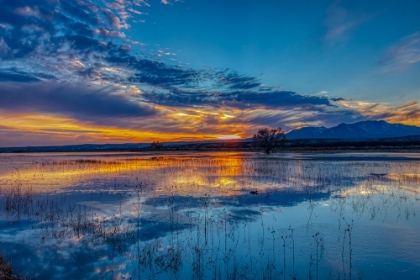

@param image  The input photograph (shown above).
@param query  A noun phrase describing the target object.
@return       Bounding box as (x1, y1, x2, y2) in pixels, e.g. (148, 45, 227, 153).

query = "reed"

(0, 153, 418, 279)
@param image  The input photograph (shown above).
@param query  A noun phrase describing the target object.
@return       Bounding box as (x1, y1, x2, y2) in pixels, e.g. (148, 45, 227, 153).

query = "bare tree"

(150, 141, 163, 150)
(252, 127, 286, 154)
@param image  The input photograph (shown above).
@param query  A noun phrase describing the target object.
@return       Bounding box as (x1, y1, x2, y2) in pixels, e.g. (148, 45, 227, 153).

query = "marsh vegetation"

(0, 152, 419, 279)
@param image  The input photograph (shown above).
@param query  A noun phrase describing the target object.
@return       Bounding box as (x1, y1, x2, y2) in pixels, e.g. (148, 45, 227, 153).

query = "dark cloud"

(77, 67, 102, 80)
(67, 21, 95, 36)
(140, 88, 333, 110)
(64, 35, 102, 52)
(0, 82, 157, 119)
(216, 70, 261, 90)
(60, 0, 100, 26)
(1, 0, 203, 90)
(0, 0, 359, 134)
(0, 0, 267, 93)
(0, 69, 56, 82)
(0, 0, 125, 59)
(0, 0, 329, 105)
(0, 0, 57, 58)
(0, 70, 41, 82)
(123, 58, 200, 86)
(231, 90, 331, 108)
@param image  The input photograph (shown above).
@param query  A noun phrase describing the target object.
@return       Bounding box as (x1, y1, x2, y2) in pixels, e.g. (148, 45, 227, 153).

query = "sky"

(0, 0, 419, 147)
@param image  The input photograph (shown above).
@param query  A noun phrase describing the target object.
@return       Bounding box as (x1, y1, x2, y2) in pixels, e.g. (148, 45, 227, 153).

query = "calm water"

(0, 152, 419, 279)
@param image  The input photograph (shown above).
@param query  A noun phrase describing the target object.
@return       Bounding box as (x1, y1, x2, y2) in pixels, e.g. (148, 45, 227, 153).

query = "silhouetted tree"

(252, 127, 286, 154)
(150, 141, 163, 150)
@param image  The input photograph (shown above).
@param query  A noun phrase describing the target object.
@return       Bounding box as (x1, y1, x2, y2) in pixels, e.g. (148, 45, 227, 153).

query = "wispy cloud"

(339, 100, 420, 126)
(382, 102, 420, 125)
(0, 70, 45, 82)
(325, 1, 354, 42)
(323, 0, 373, 45)
(1, 0, 418, 146)
(379, 32, 420, 72)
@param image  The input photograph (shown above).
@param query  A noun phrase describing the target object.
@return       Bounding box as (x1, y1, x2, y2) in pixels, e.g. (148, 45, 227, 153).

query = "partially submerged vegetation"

(0, 154, 419, 279)
(0, 254, 26, 280)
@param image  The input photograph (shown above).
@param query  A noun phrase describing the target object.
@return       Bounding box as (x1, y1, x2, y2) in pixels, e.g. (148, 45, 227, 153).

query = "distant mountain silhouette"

(286, 120, 420, 139)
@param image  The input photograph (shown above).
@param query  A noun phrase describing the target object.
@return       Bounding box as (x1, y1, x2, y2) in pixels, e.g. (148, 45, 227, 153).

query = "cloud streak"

(140, 88, 334, 110)
(339, 100, 420, 126)
(379, 32, 420, 72)
(323, 0, 377, 46)
(0, 82, 156, 120)
(0, 0, 418, 146)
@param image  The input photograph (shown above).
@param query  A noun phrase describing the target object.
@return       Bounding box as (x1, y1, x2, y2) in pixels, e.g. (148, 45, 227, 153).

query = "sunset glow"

(0, 0, 419, 147)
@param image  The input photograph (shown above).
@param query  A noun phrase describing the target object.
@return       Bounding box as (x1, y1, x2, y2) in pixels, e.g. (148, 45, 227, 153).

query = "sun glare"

(217, 135, 242, 140)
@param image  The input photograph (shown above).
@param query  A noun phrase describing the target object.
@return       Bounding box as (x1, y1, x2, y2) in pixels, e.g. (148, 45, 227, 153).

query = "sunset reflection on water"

(0, 152, 419, 280)
(0, 153, 259, 196)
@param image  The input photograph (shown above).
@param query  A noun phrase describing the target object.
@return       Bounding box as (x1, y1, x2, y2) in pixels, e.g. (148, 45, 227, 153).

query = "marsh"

(0, 152, 419, 279)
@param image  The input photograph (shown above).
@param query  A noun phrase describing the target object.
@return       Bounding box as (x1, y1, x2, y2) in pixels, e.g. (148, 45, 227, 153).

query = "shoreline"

(1, 136, 420, 154)
(1, 147, 420, 154)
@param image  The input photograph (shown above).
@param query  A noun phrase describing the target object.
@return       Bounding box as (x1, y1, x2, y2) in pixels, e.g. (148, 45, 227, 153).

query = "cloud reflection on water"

(0, 152, 419, 279)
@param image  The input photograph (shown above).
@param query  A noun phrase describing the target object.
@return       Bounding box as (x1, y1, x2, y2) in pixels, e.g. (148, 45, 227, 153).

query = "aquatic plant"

(0, 153, 419, 279)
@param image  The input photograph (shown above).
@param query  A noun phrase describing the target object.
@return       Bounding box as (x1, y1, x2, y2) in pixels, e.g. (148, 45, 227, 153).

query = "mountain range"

(286, 120, 420, 140)
(2, 120, 420, 152)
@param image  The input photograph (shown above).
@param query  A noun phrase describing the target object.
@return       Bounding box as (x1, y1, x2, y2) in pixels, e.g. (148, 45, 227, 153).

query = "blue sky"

(133, 0, 420, 100)
(0, 0, 419, 146)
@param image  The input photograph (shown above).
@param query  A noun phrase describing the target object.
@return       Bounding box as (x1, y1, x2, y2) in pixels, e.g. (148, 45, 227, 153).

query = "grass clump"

(0, 254, 26, 280)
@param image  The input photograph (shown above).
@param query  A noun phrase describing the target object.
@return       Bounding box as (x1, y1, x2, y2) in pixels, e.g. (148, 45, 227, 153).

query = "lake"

(0, 152, 419, 279)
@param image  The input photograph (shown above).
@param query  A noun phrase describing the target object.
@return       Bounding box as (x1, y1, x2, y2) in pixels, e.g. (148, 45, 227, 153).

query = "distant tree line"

(149, 129, 286, 154)
(150, 141, 163, 150)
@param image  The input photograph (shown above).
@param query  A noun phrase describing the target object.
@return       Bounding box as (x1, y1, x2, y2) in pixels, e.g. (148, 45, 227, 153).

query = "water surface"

(0, 152, 419, 279)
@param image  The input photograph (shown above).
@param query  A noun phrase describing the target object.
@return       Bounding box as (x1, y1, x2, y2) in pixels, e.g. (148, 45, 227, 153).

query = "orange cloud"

(338, 100, 420, 126)
(0, 109, 249, 147)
